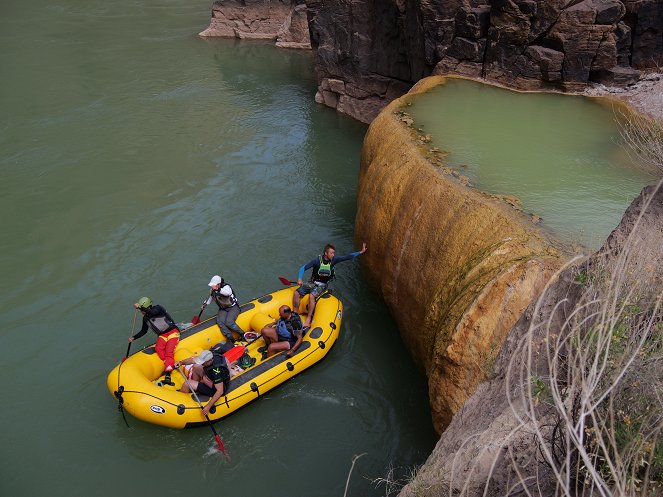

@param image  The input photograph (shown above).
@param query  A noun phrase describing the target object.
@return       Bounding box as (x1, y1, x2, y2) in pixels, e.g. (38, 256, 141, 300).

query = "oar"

(191, 302, 207, 325)
(176, 367, 228, 458)
(116, 308, 138, 428)
(122, 309, 139, 362)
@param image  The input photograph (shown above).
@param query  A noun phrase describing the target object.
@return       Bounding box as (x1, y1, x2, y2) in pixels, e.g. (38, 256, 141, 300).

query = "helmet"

(239, 352, 255, 369)
(137, 297, 152, 309)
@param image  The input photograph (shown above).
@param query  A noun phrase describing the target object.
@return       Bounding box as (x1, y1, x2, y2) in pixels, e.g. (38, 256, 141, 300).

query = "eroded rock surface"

(355, 76, 569, 433)
(199, 0, 311, 49)
(307, 0, 662, 122)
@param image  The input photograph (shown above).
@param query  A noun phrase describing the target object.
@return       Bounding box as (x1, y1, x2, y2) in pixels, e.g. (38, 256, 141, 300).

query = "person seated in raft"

(175, 350, 230, 416)
(293, 242, 367, 327)
(129, 297, 180, 386)
(259, 305, 304, 361)
(200, 275, 245, 343)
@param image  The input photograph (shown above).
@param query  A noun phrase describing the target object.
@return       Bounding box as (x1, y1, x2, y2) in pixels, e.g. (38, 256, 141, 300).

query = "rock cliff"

(355, 76, 569, 432)
(199, 0, 311, 49)
(200, 1, 661, 122)
(306, 0, 662, 122)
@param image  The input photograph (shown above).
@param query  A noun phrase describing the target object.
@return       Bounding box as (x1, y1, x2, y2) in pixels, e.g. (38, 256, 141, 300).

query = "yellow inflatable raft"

(107, 286, 343, 429)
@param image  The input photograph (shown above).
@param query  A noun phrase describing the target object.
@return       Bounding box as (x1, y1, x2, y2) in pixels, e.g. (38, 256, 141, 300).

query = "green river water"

(0, 1, 435, 496)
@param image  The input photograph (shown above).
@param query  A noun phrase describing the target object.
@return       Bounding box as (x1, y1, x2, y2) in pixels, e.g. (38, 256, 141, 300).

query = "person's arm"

(297, 258, 319, 284)
(286, 315, 304, 357)
(331, 242, 368, 265)
(202, 382, 225, 416)
(130, 317, 149, 341)
(203, 292, 213, 309)
(174, 356, 196, 368)
(286, 333, 303, 358)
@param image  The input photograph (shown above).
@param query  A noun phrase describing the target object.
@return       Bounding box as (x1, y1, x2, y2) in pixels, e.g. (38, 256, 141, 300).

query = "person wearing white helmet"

(199, 275, 245, 343)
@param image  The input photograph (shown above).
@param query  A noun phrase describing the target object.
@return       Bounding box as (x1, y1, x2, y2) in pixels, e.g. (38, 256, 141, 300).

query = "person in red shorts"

(129, 297, 180, 386)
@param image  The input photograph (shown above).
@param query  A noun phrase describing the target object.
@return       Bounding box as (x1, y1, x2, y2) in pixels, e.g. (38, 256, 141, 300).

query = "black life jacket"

(204, 353, 230, 386)
(146, 307, 178, 335)
(276, 312, 303, 341)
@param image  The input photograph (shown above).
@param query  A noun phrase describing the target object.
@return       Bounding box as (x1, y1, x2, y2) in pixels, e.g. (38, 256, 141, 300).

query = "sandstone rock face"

(398, 181, 663, 497)
(306, 0, 662, 122)
(199, 0, 311, 49)
(355, 76, 567, 432)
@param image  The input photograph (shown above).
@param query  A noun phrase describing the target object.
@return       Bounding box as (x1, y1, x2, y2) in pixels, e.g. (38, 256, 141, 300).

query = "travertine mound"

(355, 76, 568, 432)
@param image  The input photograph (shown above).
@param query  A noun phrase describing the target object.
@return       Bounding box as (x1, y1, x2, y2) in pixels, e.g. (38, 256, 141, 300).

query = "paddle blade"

(216, 435, 229, 458)
(278, 276, 292, 285)
(191, 315, 200, 325)
(224, 345, 246, 363)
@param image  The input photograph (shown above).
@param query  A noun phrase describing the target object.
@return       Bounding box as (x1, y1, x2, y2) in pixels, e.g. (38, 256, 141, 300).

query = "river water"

(0, 1, 435, 496)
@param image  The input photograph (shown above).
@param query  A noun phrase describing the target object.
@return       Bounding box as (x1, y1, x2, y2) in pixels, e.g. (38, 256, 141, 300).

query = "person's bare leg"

(292, 291, 301, 314)
(303, 296, 317, 327)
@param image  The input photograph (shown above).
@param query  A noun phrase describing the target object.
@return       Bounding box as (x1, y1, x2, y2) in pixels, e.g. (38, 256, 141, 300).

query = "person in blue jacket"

(293, 242, 367, 327)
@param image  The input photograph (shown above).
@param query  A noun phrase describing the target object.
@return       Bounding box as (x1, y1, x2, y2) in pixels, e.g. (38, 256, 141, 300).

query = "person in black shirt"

(259, 305, 304, 360)
(129, 296, 180, 385)
(176, 349, 229, 416)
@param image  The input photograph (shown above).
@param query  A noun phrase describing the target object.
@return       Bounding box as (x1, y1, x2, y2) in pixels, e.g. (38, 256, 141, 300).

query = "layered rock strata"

(306, 0, 662, 122)
(199, 0, 311, 49)
(355, 76, 568, 432)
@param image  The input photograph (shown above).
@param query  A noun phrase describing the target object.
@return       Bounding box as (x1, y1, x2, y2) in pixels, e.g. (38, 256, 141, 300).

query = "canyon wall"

(306, 0, 662, 122)
(200, 1, 661, 122)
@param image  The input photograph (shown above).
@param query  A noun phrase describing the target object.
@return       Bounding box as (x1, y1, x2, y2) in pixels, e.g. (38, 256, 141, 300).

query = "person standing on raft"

(293, 242, 367, 327)
(201, 275, 245, 343)
(129, 297, 180, 386)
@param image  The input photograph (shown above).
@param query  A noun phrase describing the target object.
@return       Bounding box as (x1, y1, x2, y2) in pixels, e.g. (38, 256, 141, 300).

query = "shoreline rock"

(582, 72, 663, 124)
(199, 0, 311, 49)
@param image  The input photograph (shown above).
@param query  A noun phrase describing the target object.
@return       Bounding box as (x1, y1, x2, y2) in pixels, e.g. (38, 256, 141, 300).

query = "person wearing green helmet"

(129, 297, 180, 386)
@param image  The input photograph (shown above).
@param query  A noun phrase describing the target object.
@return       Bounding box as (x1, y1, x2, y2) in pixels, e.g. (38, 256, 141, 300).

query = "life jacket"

(276, 312, 302, 341)
(312, 255, 333, 283)
(211, 284, 237, 309)
(146, 308, 178, 335)
(204, 352, 230, 385)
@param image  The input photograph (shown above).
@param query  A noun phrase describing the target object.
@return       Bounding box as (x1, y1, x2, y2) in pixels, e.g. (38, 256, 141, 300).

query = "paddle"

(116, 308, 139, 428)
(176, 367, 228, 458)
(191, 302, 207, 325)
(122, 309, 139, 362)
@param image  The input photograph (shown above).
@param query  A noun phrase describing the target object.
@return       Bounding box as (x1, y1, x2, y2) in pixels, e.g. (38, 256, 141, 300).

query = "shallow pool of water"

(406, 78, 658, 249)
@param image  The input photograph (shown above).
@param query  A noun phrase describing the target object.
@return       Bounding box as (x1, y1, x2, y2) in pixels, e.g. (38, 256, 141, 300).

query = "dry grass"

(506, 208, 663, 496)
